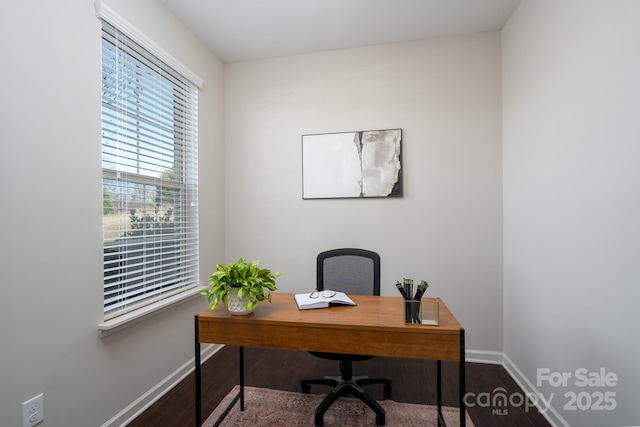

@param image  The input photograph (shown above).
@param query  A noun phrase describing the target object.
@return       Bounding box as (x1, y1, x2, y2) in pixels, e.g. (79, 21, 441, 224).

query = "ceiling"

(158, 0, 521, 63)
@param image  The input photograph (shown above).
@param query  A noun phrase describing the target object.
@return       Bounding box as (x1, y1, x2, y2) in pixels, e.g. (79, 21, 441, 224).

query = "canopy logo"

(464, 367, 618, 417)
(463, 387, 553, 416)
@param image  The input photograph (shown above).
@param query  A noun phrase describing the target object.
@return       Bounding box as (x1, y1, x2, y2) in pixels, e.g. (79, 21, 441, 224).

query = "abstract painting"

(302, 129, 403, 199)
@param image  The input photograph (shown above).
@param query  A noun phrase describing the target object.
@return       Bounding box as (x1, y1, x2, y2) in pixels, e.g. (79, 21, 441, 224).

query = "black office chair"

(301, 248, 392, 426)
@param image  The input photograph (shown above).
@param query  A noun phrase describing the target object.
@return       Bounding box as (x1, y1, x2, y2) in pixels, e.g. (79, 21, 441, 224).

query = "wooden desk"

(195, 293, 465, 426)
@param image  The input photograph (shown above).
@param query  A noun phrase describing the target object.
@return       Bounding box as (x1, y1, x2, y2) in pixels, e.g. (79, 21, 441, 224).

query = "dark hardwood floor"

(128, 346, 552, 427)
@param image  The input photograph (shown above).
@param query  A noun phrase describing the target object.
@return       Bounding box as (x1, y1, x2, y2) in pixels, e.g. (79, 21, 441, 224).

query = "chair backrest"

(317, 248, 380, 296)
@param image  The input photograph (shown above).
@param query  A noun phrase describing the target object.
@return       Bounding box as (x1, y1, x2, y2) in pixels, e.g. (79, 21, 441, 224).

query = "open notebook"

(294, 291, 356, 310)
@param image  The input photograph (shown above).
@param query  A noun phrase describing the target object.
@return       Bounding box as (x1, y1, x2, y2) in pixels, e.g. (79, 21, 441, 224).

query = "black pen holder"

(404, 298, 439, 325)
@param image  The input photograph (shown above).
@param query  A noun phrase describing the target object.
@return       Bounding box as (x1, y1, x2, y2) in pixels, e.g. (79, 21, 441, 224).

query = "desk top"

(198, 292, 464, 361)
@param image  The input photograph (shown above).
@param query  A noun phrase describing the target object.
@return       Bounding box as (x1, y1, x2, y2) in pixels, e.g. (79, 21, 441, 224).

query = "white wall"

(224, 33, 504, 352)
(0, 1, 224, 426)
(502, 1, 640, 426)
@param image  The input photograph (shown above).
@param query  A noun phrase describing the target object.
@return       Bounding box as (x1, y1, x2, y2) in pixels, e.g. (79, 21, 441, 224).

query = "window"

(100, 17, 199, 321)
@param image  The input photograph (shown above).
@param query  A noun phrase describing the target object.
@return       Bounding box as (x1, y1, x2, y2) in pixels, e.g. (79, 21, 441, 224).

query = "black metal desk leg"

(460, 329, 466, 427)
(239, 346, 245, 411)
(437, 360, 444, 427)
(195, 315, 201, 427)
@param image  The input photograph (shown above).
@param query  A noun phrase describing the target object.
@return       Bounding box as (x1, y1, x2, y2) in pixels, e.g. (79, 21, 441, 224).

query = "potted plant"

(200, 258, 280, 315)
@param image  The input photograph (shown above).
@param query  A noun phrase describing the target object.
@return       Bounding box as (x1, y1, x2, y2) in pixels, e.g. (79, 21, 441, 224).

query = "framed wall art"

(302, 128, 403, 199)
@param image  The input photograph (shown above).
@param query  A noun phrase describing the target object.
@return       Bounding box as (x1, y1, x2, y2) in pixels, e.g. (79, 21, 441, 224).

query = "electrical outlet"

(22, 393, 43, 427)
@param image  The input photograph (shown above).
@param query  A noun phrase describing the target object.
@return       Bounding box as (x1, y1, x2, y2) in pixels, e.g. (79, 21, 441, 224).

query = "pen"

(404, 278, 413, 301)
(396, 281, 409, 299)
(414, 281, 429, 300)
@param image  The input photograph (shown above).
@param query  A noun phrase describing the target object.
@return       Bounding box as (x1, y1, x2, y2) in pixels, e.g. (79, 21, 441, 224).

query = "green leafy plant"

(200, 258, 281, 312)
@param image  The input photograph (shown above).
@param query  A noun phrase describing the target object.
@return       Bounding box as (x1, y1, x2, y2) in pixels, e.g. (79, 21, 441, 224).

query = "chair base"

(301, 374, 392, 426)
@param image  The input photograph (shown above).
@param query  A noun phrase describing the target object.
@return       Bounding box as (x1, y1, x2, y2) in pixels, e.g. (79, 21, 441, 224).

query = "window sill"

(98, 286, 206, 338)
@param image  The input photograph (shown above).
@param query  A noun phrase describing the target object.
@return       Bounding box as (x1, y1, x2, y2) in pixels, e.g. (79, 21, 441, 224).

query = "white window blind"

(101, 20, 199, 320)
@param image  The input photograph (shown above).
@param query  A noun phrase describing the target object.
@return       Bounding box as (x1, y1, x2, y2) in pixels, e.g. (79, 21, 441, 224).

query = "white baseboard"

(100, 343, 222, 427)
(502, 353, 568, 427)
(465, 349, 503, 364)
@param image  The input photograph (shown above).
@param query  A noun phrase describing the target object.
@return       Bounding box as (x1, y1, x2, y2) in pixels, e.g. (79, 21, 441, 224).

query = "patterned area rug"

(204, 385, 474, 427)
